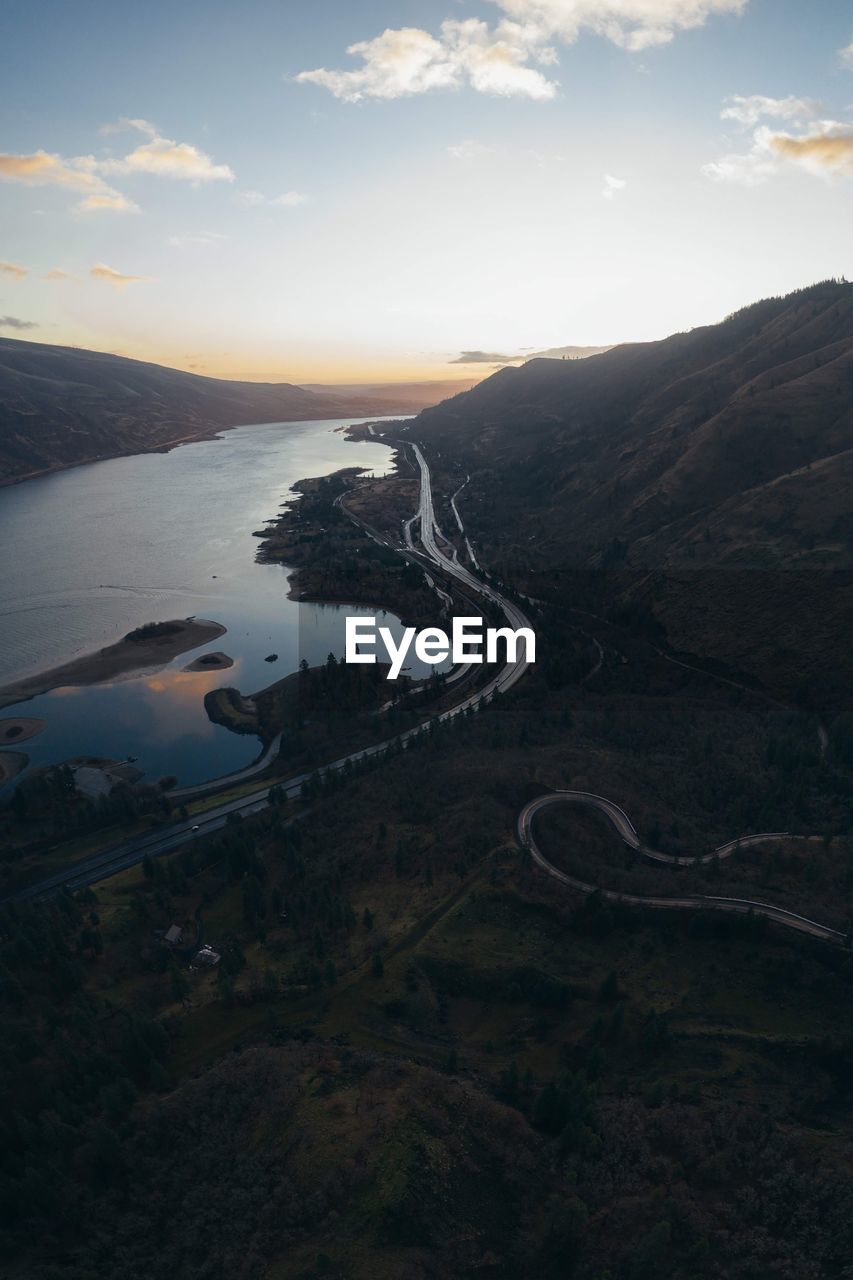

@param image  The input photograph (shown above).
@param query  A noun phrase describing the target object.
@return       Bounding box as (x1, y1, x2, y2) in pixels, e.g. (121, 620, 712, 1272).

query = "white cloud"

(491, 0, 747, 51)
(719, 94, 817, 127)
(271, 191, 309, 207)
(236, 189, 309, 207)
(167, 231, 227, 247)
(704, 106, 853, 184)
(296, 19, 557, 101)
(98, 121, 234, 182)
(841, 38, 853, 69)
(296, 1, 746, 100)
(602, 173, 627, 199)
(447, 139, 497, 160)
(0, 121, 233, 218)
(101, 116, 158, 137)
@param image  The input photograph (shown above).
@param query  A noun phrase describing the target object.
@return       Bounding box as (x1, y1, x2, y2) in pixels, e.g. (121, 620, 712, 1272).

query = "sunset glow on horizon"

(2, 0, 852, 384)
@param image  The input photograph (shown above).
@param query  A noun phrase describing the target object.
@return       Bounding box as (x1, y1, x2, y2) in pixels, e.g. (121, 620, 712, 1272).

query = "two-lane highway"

(518, 791, 847, 945)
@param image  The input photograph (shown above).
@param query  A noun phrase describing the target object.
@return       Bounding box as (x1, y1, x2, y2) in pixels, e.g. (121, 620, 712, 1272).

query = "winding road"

(13, 440, 845, 956)
(518, 791, 847, 945)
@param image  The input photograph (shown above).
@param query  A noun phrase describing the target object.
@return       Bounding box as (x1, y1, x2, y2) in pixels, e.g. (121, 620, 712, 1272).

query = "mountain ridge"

(0, 338, 440, 485)
(415, 279, 853, 708)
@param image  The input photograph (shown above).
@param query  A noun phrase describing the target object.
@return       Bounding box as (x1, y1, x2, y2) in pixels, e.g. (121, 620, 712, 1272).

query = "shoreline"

(0, 617, 226, 711)
(0, 412, 406, 491)
(0, 751, 28, 785)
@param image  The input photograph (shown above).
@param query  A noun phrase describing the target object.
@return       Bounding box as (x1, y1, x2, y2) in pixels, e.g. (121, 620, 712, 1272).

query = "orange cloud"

(0, 149, 104, 191)
(0, 261, 27, 281)
(90, 263, 149, 291)
(78, 192, 139, 213)
(0, 148, 134, 212)
(769, 128, 853, 175)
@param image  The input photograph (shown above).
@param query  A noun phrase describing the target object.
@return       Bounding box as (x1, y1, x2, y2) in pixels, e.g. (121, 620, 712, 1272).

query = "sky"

(1, 0, 852, 384)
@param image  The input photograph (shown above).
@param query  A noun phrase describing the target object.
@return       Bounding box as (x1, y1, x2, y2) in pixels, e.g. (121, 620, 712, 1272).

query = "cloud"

(493, 0, 746, 50)
(100, 128, 234, 182)
(1, 123, 233, 217)
(78, 192, 140, 213)
(236, 189, 309, 207)
(296, 19, 558, 101)
(769, 126, 853, 176)
(450, 350, 516, 363)
(451, 342, 611, 364)
(0, 261, 28, 281)
(44, 268, 73, 281)
(447, 139, 497, 160)
(602, 173, 627, 199)
(0, 315, 36, 330)
(90, 263, 149, 291)
(719, 94, 817, 127)
(101, 116, 158, 137)
(296, 1, 745, 100)
(841, 39, 853, 69)
(167, 231, 227, 247)
(704, 99, 853, 184)
(271, 190, 308, 206)
(0, 149, 105, 192)
(0, 148, 137, 213)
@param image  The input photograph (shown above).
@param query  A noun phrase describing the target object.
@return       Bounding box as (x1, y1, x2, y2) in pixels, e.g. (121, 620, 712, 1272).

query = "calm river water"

(0, 417, 427, 789)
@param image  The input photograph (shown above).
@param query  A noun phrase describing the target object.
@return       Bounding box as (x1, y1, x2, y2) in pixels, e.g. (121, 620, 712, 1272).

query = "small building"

(191, 945, 220, 969)
(164, 924, 183, 945)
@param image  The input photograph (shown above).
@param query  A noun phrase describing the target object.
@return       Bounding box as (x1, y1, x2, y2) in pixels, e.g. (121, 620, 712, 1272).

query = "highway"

(11, 441, 534, 901)
(16, 437, 846, 957)
(518, 791, 847, 945)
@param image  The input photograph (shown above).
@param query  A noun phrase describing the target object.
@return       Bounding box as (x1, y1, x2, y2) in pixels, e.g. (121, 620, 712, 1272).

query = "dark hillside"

(0, 339, 419, 484)
(416, 281, 853, 708)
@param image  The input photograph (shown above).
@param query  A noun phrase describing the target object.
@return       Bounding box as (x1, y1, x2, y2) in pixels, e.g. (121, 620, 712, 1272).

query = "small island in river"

(183, 650, 234, 673)
(0, 617, 227, 710)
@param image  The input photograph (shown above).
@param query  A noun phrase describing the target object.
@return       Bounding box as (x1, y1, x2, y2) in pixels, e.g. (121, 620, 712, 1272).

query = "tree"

(598, 970, 621, 1002)
(371, 953, 384, 979)
(170, 964, 190, 1007)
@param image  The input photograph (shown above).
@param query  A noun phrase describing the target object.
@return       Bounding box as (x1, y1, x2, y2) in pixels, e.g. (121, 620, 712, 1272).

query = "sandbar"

(0, 618, 227, 711)
(183, 650, 234, 673)
(0, 716, 46, 744)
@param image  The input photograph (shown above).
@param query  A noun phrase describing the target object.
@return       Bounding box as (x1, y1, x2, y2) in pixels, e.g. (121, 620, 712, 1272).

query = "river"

(0, 417, 432, 790)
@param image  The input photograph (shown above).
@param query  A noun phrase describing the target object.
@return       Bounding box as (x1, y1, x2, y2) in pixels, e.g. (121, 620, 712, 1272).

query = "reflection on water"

(0, 417, 434, 789)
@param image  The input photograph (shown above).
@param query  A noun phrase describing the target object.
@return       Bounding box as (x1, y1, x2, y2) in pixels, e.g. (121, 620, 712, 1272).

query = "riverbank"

(254, 466, 439, 628)
(0, 752, 28, 784)
(0, 618, 226, 711)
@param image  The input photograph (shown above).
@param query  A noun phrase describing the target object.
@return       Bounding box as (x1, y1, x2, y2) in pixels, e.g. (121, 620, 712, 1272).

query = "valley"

(3, 283, 853, 1280)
